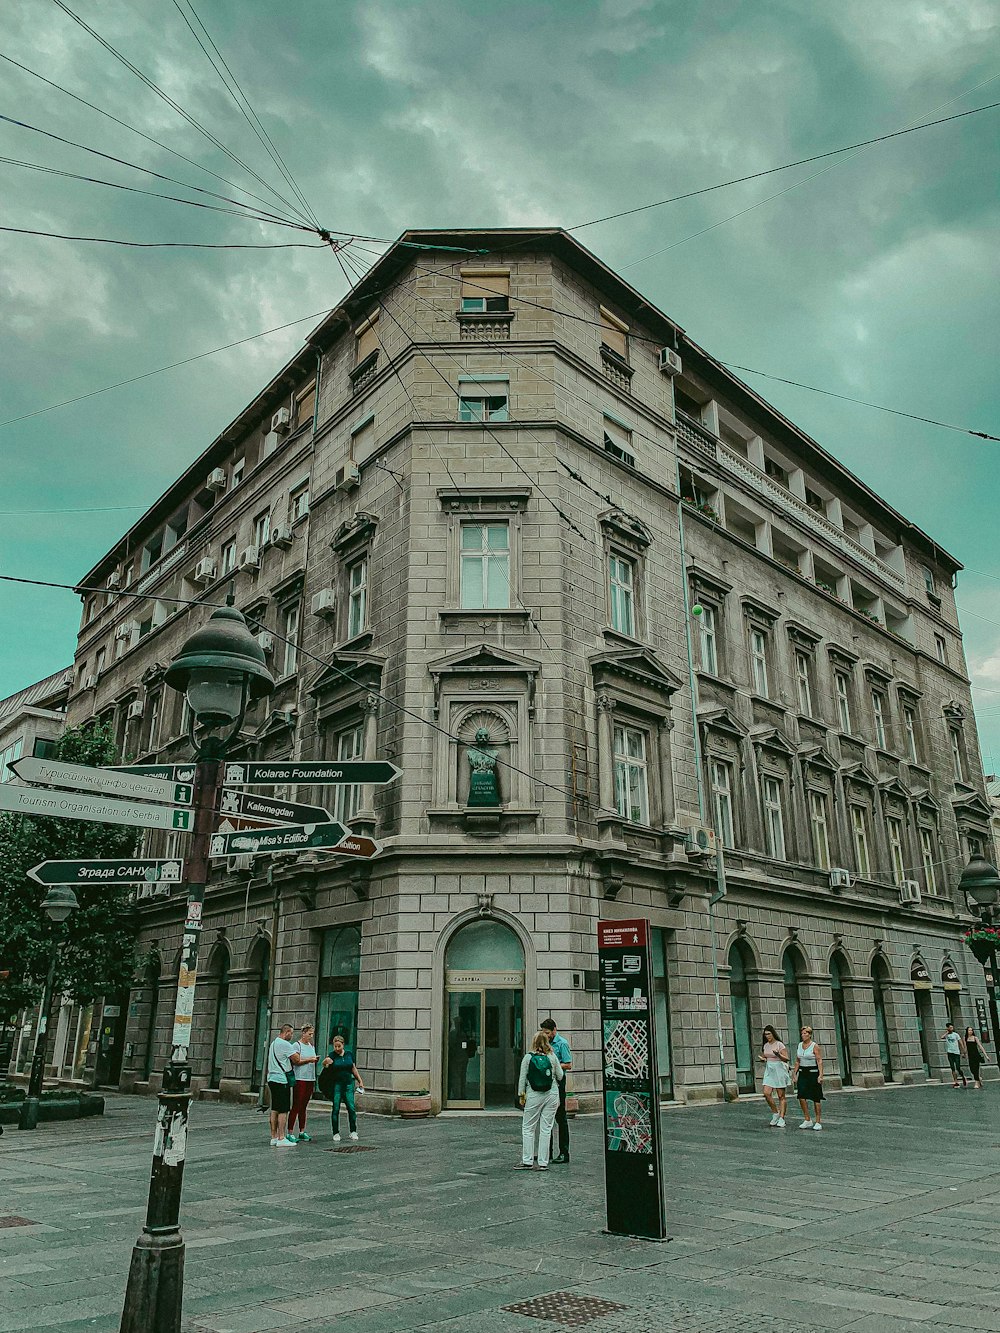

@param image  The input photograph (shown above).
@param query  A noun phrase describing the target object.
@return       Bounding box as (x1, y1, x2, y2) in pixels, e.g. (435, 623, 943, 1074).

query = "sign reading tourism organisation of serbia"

(597, 918, 667, 1241)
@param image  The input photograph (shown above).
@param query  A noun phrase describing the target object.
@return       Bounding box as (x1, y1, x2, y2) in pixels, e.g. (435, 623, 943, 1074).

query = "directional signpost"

(209, 820, 349, 859)
(11, 756, 193, 806)
(324, 833, 381, 859)
(110, 763, 197, 784)
(27, 859, 185, 887)
(0, 784, 193, 831)
(223, 760, 401, 787)
(218, 788, 331, 827)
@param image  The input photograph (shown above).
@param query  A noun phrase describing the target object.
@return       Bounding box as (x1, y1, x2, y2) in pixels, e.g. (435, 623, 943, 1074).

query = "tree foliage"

(0, 725, 140, 1019)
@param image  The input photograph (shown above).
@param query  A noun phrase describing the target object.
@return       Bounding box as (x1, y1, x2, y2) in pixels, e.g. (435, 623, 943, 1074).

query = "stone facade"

(62, 229, 994, 1110)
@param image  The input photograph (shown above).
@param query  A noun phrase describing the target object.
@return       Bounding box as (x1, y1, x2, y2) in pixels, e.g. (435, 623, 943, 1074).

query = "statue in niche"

(466, 727, 500, 807)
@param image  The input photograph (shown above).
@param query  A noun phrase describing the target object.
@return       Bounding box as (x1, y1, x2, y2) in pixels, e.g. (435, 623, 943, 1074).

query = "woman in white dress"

(758, 1025, 791, 1127)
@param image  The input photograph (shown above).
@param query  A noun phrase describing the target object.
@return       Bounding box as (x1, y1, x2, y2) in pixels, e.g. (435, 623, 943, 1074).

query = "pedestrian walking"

(540, 1017, 572, 1164)
(791, 1025, 824, 1130)
(964, 1026, 987, 1089)
(287, 1023, 319, 1142)
(266, 1022, 297, 1148)
(942, 1023, 968, 1088)
(758, 1025, 791, 1127)
(318, 1033, 364, 1141)
(516, 1030, 564, 1171)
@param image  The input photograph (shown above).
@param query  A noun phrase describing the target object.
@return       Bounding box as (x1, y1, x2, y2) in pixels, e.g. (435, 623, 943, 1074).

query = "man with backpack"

(516, 1029, 564, 1170)
(540, 1017, 572, 1164)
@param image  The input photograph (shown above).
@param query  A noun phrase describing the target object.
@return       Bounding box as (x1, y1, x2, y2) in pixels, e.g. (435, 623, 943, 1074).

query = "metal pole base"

(17, 1096, 40, 1131)
(119, 1229, 185, 1333)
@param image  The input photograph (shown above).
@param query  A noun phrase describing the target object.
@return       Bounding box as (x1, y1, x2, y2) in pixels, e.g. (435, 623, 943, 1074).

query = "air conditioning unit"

(682, 822, 717, 857)
(192, 557, 217, 585)
(227, 853, 255, 873)
(658, 347, 683, 376)
(334, 462, 361, 491)
(311, 587, 337, 617)
(829, 868, 852, 890)
(115, 620, 137, 641)
(205, 468, 227, 492)
(255, 631, 275, 655)
(106, 571, 121, 590)
(262, 430, 281, 455)
(126, 701, 144, 722)
(270, 524, 293, 550)
(271, 406, 292, 434)
(898, 880, 922, 906)
(238, 545, 260, 571)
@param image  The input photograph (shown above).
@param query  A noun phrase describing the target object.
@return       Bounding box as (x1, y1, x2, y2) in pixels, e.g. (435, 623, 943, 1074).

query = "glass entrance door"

(483, 988, 522, 1106)
(914, 991, 932, 1076)
(446, 991, 483, 1107)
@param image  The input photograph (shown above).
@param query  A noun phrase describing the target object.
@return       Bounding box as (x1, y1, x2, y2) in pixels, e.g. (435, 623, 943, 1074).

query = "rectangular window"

(347, 558, 368, 638)
(0, 737, 24, 782)
(710, 759, 734, 848)
(934, 634, 947, 664)
(32, 737, 57, 760)
(922, 566, 936, 595)
(460, 522, 509, 609)
(872, 691, 887, 749)
(950, 728, 964, 782)
(809, 791, 831, 870)
(749, 628, 769, 697)
(231, 456, 245, 488)
(920, 827, 938, 895)
(599, 307, 629, 360)
(289, 484, 310, 523)
(334, 725, 364, 823)
(764, 457, 787, 486)
(967, 833, 985, 859)
(281, 603, 299, 677)
(221, 540, 237, 575)
(886, 816, 906, 883)
(850, 805, 870, 877)
(95, 646, 107, 677)
(699, 603, 718, 675)
(294, 381, 317, 430)
(147, 693, 160, 752)
(903, 706, 918, 762)
(603, 417, 635, 468)
(355, 314, 379, 364)
(795, 651, 813, 717)
(805, 487, 825, 513)
(459, 269, 510, 312)
(140, 533, 163, 574)
(608, 553, 636, 636)
(458, 386, 509, 422)
(762, 777, 785, 861)
(253, 510, 271, 550)
(835, 673, 852, 732)
(614, 725, 649, 826)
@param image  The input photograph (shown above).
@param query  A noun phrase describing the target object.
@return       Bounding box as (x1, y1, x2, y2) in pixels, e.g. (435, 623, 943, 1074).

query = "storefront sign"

(445, 970, 523, 988)
(942, 959, 962, 989)
(910, 958, 931, 989)
(597, 918, 666, 1241)
(976, 997, 990, 1041)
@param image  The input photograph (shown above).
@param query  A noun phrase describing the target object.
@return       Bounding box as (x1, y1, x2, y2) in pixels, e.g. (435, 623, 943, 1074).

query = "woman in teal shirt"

(319, 1034, 365, 1141)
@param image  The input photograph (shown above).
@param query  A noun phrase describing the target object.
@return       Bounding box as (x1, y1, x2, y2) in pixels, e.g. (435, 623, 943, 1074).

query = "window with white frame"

(835, 672, 852, 732)
(281, 603, 300, 677)
(886, 816, 906, 882)
(608, 553, 636, 636)
(919, 827, 939, 895)
(221, 540, 237, 576)
(347, 558, 368, 638)
(460, 522, 509, 609)
(967, 832, 986, 859)
(333, 725, 364, 824)
(872, 690, 887, 749)
(749, 627, 769, 697)
(903, 705, 918, 762)
(809, 790, 831, 870)
(922, 565, 935, 595)
(710, 759, 734, 848)
(231, 456, 245, 488)
(95, 646, 107, 677)
(603, 416, 635, 468)
(762, 776, 786, 860)
(934, 634, 947, 664)
(699, 603, 719, 675)
(459, 269, 509, 312)
(613, 724, 650, 826)
(253, 510, 271, 550)
(458, 379, 509, 422)
(147, 693, 161, 752)
(795, 651, 813, 717)
(950, 727, 964, 782)
(289, 483, 310, 524)
(0, 736, 23, 782)
(850, 804, 870, 877)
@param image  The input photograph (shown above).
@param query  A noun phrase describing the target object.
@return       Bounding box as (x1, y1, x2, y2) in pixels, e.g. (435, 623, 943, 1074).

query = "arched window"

(782, 948, 804, 1043)
(444, 919, 525, 1109)
(728, 942, 755, 1094)
(317, 925, 361, 1053)
(872, 955, 893, 1082)
(142, 952, 161, 1082)
(208, 944, 230, 1089)
(830, 952, 853, 1086)
(444, 919, 525, 971)
(249, 940, 270, 1092)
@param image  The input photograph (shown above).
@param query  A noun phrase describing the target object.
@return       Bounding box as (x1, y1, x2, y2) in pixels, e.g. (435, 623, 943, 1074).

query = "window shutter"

(600, 307, 628, 359)
(460, 270, 510, 299)
(355, 314, 379, 363)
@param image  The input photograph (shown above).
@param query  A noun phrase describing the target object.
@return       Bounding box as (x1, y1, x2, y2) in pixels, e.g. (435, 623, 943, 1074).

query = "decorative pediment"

(598, 508, 652, 550)
(331, 511, 377, 555)
(863, 661, 893, 686)
(741, 595, 779, 626)
(896, 681, 922, 703)
(687, 562, 731, 603)
(826, 643, 859, 670)
(841, 761, 878, 789)
(749, 725, 796, 757)
(911, 787, 940, 813)
(943, 700, 967, 722)
(786, 620, 821, 649)
(309, 649, 385, 723)
(429, 642, 540, 718)
(879, 774, 911, 800)
(698, 705, 748, 739)
(141, 662, 167, 689)
(591, 647, 682, 700)
(952, 790, 992, 819)
(798, 744, 838, 775)
(271, 568, 305, 602)
(256, 707, 298, 740)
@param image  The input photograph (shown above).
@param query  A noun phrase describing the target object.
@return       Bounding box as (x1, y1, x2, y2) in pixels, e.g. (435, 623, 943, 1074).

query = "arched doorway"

(872, 955, 893, 1082)
(208, 944, 230, 1089)
(444, 919, 524, 1109)
(141, 952, 161, 1082)
(830, 953, 853, 1086)
(317, 925, 361, 1053)
(728, 941, 755, 1094)
(911, 957, 933, 1077)
(249, 940, 270, 1092)
(782, 948, 804, 1045)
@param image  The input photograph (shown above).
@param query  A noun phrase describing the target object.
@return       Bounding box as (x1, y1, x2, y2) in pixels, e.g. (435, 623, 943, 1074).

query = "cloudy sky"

(1, 0, 998, 764)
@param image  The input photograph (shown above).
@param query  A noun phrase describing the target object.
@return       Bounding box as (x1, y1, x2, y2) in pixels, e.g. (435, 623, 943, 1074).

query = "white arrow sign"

(0, 784, 193, 831)
(10, 757, 194, 806)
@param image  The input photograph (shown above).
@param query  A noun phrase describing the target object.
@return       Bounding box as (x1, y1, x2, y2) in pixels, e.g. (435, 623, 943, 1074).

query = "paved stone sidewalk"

(2, 1083, 1000, 1333)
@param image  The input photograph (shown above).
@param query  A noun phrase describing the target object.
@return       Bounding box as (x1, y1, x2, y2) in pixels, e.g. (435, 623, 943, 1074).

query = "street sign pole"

(120, 751, 222, 1333)
(597, 918, 667, 1241)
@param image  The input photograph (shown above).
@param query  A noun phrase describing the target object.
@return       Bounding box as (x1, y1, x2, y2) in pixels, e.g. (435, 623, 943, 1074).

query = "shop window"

(317, 925, 361, 1053)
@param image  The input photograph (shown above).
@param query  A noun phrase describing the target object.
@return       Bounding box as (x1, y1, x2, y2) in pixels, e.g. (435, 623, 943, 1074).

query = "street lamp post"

(958, 855, 1000, 1055)
(17, 885, 80, 1131)
(120, 604, 273, 1333)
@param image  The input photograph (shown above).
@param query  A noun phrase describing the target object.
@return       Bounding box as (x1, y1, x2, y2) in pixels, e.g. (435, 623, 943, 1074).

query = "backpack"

(526, 1052, 554, 1092)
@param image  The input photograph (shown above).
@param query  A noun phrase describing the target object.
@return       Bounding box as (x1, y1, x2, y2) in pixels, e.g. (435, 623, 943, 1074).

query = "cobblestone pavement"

(2, 1083, 1000, 1333)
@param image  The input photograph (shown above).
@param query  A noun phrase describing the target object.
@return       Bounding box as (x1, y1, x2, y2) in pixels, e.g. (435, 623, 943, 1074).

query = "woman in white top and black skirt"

(791, 1025, 824, 1130)
(758, 1025, 791, 1127)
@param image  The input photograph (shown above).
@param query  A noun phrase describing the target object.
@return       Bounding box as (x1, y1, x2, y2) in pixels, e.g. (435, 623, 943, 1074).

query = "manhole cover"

(325, 1144, 378, 1153)
(503, 1292, 628, 1326)
(0, 1217, 35, 1229)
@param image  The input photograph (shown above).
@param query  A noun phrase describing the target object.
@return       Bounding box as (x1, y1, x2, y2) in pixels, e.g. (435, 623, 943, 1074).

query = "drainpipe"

(676, 456, 730, 1102)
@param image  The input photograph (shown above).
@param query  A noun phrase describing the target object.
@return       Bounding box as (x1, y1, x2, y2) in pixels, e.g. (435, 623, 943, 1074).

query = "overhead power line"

(0, 224, 324, 249)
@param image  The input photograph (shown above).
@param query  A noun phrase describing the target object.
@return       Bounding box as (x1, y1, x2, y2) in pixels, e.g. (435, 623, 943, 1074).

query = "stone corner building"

(67, 228, 993, 1110)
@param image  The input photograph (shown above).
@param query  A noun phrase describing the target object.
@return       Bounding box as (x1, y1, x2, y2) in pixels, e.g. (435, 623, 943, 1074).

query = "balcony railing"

(456, 311, 514, 342)
(675, 410, 718, 462)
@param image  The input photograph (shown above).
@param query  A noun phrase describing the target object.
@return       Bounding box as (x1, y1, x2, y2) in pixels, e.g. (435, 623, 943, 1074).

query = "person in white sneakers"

(318, 1034, 364, 1142)
(791, 1025, 824, 1130)
(516, 1030, 564, 1170)
(758, 1025, 791, 1127)
(266, 1022, 297, 1147)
